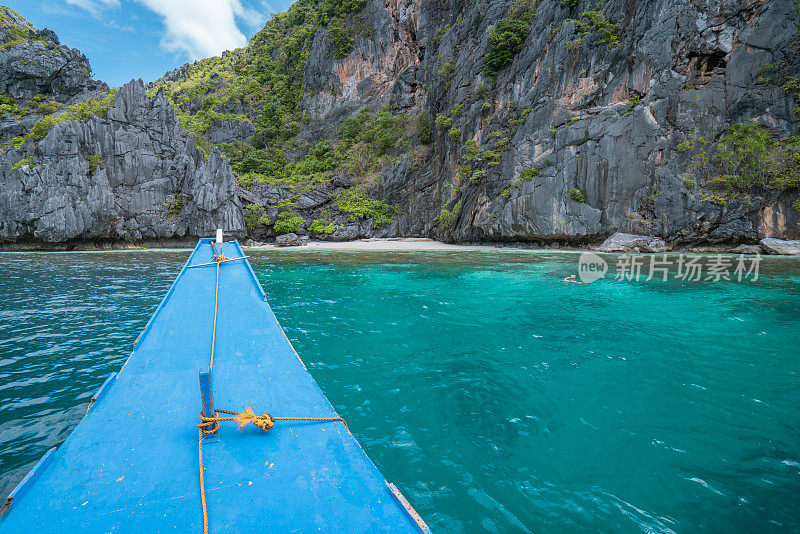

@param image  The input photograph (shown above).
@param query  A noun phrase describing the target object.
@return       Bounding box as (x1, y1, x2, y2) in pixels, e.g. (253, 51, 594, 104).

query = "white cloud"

(256, 0, 281, 20)
(64, 0, 119, 18)
(65, 0, 120, 18)
(136, 0, 264, 60)
(63, 0, 133, 34)
(237, 1, 269, 29)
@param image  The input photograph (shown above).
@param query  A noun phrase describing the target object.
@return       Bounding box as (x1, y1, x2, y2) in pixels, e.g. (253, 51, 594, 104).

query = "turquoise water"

(1, 250, 799, 532)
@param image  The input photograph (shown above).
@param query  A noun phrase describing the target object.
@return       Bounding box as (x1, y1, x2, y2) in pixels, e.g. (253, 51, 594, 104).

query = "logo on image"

(577, 252, 608, 283)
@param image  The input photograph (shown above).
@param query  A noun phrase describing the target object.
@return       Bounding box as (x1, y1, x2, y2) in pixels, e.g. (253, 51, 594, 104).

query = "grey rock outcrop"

(759, 238, 800, 255)
(0, 6, 106, 103)
(0, 80, 244, 243)
(0, 8, 244, 245)
(275, 233, 306, 247)
(597, 232, 667, 253)
(206, 119, 254, 144)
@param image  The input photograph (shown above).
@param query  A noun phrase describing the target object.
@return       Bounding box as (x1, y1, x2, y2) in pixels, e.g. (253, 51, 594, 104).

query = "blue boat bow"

(0, 238, 428, 533)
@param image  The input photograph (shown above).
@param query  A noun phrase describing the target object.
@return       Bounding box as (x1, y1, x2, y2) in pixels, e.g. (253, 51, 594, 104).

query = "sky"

(8, 0, 294, 86)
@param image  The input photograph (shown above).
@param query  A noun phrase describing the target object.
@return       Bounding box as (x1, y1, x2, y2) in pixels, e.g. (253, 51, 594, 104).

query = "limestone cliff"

(152, 0, 800, 245)
(0, 7, 244, 245)
(2, 0, 799, 246)
(372, 0, 800, 244)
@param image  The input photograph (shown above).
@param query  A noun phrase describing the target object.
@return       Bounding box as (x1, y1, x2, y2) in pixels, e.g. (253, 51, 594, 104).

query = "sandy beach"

(243, 238, 508, 251)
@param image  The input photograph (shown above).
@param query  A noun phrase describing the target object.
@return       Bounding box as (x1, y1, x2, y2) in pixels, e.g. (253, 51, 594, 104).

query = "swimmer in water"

(563, 274, 583, 284)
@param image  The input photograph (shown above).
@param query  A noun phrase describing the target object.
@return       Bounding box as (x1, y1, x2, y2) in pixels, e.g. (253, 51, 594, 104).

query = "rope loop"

(198, 414, 220, 435)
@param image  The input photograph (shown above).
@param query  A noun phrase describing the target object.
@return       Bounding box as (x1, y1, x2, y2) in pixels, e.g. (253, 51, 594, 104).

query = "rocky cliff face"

(303, 0, 800, 244)
(0, 7, 244, 245)
(0, 81, 244, 243)
(149, 0, 800, 246)
(1, 1, 799, 246)
(0, 7, 106, 103)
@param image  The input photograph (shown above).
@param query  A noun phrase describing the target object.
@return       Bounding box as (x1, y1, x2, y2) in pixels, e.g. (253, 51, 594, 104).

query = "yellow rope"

(200, 246, 223, 532)
(199, 408, 347, 434)
(197, 408, 346, 533)
(199, 427, 209, 534)
(187, 255, 247, 269)
(196, 243, 348, 533)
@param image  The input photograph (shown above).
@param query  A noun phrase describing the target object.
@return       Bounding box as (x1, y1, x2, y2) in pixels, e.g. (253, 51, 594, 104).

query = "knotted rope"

(194, 242, 348, 533)
(197, 408, 347, 533)
(199, 408, 347, 435)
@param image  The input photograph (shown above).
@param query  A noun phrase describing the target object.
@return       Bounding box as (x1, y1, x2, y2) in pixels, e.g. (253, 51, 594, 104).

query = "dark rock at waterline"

(275, 233, 306, 247)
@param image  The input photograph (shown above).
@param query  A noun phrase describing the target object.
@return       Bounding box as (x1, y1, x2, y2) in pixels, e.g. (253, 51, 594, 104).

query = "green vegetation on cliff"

(28, 91, 115, 141)
(435, 201, 461, 227)
(568, 187, 586, 202)
(0, 93, 61, 119)
(10, 156, 29, 171)
(150, 0, 399, 227)
(328, 13, 373, 59)
(0, 6, 39, 49)
(3, 90, 115, 148)
(243, 202, 269, 228)
(228, 106, 407, 197)
(416, 110, 432, 144)
(244, 199, 307, 233)
(334, 187, 395, 227)
(274, 210, 305, 233)
(86, 153, 105, 176)
(679, 122, 800, 206)
(567, 2, 622, 49)
(484, 0, 538, 78)
(715, 124, 800, 189)
(309, 216, 338, 234)
(759, 32, 800, 122)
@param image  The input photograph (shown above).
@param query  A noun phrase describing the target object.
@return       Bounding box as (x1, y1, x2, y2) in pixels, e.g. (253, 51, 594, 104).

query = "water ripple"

(0, 250, 798, 533)
(0, 252, 180, 498)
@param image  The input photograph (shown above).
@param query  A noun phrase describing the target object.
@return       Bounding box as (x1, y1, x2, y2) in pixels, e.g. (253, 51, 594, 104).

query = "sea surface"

(0, 248, 798, 532)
